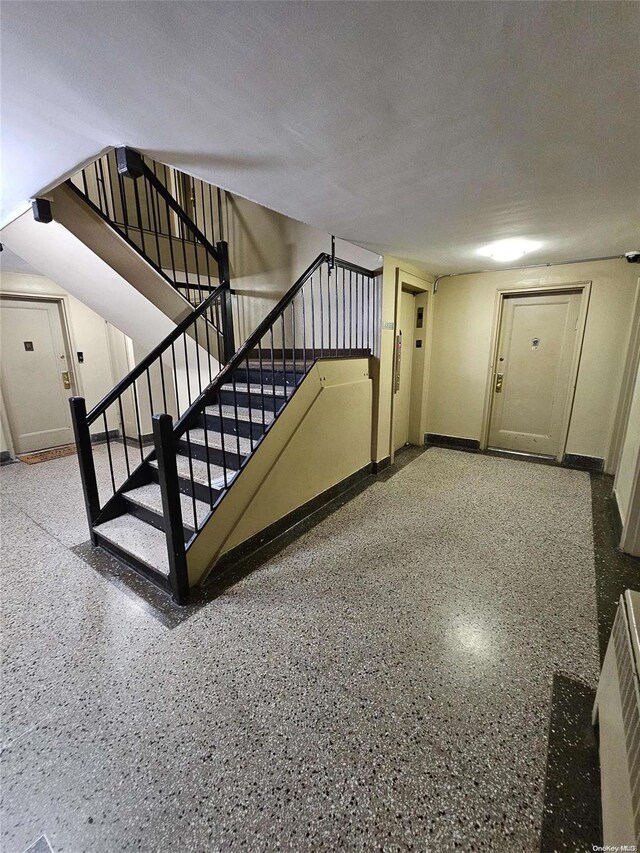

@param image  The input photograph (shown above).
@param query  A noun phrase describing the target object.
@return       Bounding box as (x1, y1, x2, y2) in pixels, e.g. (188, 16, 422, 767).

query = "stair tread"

(149, 454, 234, 489)
(186, 429, 254, 456)
(123, 483, 211, 530)
(205, 404, 275, 424)
(95, 514, 170, 577)
(221, 382, 288, 397)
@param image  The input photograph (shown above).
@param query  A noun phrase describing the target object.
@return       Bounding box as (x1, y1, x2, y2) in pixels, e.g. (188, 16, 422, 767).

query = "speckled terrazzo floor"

(1, 447, 601, 852)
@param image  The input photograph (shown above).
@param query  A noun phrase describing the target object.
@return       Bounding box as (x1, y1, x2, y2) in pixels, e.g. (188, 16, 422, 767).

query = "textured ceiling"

(2, 1, 638, 272)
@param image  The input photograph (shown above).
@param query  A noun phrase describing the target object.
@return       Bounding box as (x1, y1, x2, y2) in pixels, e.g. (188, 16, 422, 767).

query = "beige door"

(488, 290, 582, 457)
(393, 290, 416, 451)
(0, 298, 74, 453)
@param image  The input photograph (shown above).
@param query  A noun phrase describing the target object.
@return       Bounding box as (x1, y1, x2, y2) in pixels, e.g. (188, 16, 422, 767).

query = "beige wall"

(0, 271, 127, 446)
(187, 358, 372, 584)
(221, 191, 381, 347)
(427, 260, 639, 470)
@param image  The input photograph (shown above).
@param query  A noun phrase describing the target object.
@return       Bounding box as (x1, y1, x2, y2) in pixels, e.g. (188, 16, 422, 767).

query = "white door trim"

(389, 268, 434, 464)
(480, 280, 592, 460)
(0, 292, 81, 455)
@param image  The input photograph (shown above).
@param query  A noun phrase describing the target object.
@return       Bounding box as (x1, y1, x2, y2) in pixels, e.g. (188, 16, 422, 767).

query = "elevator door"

(393, 290, 416, 451)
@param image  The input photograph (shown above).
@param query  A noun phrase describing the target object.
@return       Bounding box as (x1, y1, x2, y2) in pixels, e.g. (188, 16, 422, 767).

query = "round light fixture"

(477, 238, 542, 263)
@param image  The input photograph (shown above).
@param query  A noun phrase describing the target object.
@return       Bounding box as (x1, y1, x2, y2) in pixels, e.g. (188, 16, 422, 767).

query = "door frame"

(0, 292, 81, 455)
(480, 280, 592, 461)
(389, 268, 434, 464)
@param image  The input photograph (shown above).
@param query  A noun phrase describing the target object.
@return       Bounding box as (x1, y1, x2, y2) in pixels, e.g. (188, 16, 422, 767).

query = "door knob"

(495, 372, 504, 393)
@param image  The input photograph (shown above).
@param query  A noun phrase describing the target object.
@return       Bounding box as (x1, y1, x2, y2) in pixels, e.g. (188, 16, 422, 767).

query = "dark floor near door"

(0, 446, 629, 851)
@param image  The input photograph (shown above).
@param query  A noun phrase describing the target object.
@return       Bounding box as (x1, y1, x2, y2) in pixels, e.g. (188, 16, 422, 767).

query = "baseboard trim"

(425, 433, 480, 452)
(90, 429, 120, 444)
(561, 453, 605, 473)
(206, 463, 374, 583)
(371, 456, 391, 473)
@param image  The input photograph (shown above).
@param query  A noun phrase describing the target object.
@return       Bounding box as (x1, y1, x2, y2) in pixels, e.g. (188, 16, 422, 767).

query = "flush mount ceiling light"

(477, 238, 542, 263)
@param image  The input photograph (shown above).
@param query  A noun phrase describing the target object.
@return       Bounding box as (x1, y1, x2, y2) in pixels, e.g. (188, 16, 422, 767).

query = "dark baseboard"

(371, 456, 391, 474)
(561, 453, 605, 473)
(90, 429, 120, 444)
(206, 463, 374, 583)
(0, 450, 17, 466)
(611, 488, 623, 543)
(425, 433, 480, 452)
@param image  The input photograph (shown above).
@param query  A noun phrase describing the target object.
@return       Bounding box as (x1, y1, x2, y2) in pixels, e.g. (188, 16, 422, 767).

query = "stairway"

(65, 147, 379, 605)
(92, 357, 300, 582)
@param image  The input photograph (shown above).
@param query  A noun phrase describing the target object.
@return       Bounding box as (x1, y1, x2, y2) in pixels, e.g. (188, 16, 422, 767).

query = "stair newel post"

(216, 239, 236, 363)
(69, 397, 100, 545)
(152, 414, 190, 605)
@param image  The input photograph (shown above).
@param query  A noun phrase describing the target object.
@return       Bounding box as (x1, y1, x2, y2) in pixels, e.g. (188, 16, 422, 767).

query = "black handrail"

(172, 253, 328, 432)
(134, 156, 220, 264)
(86, 283, 225, 425)
(67, 148, 225, 313)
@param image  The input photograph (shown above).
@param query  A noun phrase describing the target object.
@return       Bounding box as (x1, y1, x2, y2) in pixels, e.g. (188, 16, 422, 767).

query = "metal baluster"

(116, 172, 130, 241)
(328, 265, 332, 355)
(217, 393, 229, 490)
(131, 379, 145, 462)
(131, 175, 147, 260)
(162, 192, 178, 290)
(319, 267, 324, 356)
(349, 271, 353, 354)
(103, 412, 116, 494)
(183, 427, 198, 532)
(291, 301, 297, 388)
(280, 314, 287, 400)
(258, 341, 266, 431)
(146, 175, 163, 272)
(183, 335, 193, 406)
(159, 358, 169, 413)
(242, 357, 253, 453)
(342, 266, 346, 354)
(334, 265, 339, 356)
(193, 320, 203, 396)
(97, 157, 109, 218)
(270, 327, 277, 417)
(171, 342, 181, 415)
(231, 370, 242, 462)
(146, 368, 154, 417)
(117, 396, 131, 477)
(310, 276, 316, 359)
(301, 287, 307, 375)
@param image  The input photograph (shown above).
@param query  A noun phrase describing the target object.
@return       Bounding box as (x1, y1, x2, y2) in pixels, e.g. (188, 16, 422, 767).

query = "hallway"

(1, 448, 602, 851)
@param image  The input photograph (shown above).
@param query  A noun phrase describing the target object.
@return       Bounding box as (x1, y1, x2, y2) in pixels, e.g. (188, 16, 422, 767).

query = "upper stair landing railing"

(66, 147, 234, 345)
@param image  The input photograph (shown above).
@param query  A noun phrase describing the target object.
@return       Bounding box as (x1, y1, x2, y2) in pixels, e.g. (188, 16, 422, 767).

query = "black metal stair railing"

(69, 283, 227, 542)
(159, 252, 379, 540)
(66, 147, 235, 353)
(70, 241, 378, 603)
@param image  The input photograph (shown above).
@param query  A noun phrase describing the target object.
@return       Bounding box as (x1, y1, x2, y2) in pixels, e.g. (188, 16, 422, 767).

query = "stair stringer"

(186, 357, 373, 585)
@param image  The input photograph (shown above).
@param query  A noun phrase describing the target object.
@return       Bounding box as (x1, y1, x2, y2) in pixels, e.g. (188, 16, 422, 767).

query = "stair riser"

(123, 497, 193, 541)
(150, 467, 224, 506)
(95, 533, 172, 592)
(217, 389, 287, 411)
(177, 438, 245, 470)
(243, 368, 303, 386)
(201, 411, 267, 440)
